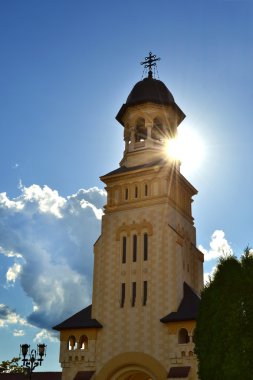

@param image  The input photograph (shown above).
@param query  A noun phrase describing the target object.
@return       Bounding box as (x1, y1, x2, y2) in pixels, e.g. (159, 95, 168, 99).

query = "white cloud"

(0, 304, 27, 327)
(6, 263, 22, 283)
(0, 192, 24, 210)
(34, 329, 58, 343)
(0, 185, 106, 329)
(199, 230, 233, 262)
(0, 246, 22, 258)
(21, 184, 67, 218)
(80, 200, 103, 220)
(13, 329, 25, 337)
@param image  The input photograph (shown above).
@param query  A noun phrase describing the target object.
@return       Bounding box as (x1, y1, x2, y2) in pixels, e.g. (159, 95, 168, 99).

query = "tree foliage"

(194, 250, 253, 380)
(0, 357, 26, 374)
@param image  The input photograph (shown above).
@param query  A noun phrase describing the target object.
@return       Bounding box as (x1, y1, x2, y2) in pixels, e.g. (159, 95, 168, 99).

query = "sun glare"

(166, 126, 204, 174)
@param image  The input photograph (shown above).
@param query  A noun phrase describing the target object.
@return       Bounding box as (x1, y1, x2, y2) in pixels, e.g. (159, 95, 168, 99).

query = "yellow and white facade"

(54, 65, 204, 380)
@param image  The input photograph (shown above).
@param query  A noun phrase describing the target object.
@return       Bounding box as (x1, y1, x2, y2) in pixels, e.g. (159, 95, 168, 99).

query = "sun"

(165, 126, 205, 174)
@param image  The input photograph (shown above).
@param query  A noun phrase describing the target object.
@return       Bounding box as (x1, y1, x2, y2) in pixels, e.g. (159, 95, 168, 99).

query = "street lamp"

(20, 343, 47, 379)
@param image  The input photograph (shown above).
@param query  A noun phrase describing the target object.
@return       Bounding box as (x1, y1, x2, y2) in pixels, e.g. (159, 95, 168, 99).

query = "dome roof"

(116, 76, 185, 126)
(126, 77, 175, 106)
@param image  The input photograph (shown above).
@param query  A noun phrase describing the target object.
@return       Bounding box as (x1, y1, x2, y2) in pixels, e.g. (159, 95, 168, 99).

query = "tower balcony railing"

(134, 141, 145, 149)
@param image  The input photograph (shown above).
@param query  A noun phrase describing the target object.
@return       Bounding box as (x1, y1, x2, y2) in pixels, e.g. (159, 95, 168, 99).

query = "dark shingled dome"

(116, 75, 185, 126)
(126, 77, 174, 106)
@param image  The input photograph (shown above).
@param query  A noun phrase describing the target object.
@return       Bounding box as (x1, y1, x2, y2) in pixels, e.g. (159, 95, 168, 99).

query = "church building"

(53, 53, 204, 380)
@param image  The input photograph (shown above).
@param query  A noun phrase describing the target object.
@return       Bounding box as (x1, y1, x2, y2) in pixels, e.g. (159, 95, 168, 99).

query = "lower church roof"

(53, 305, 102, 330)
(101, 159, 164, 178)
(160, 282, 200, 323)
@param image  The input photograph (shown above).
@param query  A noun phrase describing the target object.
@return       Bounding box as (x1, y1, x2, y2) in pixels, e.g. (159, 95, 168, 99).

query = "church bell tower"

(54, 53, 204, 380)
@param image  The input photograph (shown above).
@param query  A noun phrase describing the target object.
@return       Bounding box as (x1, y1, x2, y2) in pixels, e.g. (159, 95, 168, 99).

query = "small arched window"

(79, 335, 88, 350)
(178, 328, 190, 344)
(68, 336, 77, 350)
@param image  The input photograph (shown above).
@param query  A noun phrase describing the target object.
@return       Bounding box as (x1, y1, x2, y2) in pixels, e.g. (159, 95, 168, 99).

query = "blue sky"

(0, 0, 253, 372)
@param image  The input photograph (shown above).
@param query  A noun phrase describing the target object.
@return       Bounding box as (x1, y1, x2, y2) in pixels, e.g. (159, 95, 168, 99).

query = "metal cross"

(140, 52, 161, 78)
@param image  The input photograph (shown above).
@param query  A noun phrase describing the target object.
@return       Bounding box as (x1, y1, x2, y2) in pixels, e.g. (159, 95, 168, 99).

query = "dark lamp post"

(38, 344, 46, 357)
(21, 343, 29, 357)
(20, 343, 47, 379)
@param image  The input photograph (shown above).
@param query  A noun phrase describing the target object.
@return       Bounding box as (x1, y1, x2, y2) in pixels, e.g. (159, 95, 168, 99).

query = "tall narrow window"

(144, 184, 148, 196)
(144, 233, 148, 261)
(135, 186, 138, 198)
(132, 282, 136, 307)
(133, 234, 137, 262)
(122, 236, 127, 263)
(120, 283, 125, 308)
(125, 188, 128, 200)
(143, 281, 148, 306)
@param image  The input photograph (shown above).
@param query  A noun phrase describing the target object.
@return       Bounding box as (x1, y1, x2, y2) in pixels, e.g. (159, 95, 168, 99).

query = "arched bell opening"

(151, 117, 166, 141)
(67, 335, 77, 350)
(79, 335, 88, 350)
(134, 118, 147, 142)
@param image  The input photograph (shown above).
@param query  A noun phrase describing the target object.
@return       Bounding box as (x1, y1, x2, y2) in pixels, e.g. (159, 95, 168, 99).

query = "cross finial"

(140, 52, 161, 78)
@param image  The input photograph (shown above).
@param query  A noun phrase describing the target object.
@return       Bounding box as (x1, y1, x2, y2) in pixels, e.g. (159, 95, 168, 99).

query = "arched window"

(144, 184, 148, 197)
(120, 283, 125, 308)
(122, 236, 127, 264)
(133, 234, 137, 262)
(135, 186, 138, 198)
(143, 280, 147, 306)
(79, 335, 88, 350)
(152, 117, 164, 141)
(67, 336, 77, 350)
(131, 282, 136, 307)
(143, 233, 148, 261)
(178, 328, 190, 344)
(135, 118, 146, 142)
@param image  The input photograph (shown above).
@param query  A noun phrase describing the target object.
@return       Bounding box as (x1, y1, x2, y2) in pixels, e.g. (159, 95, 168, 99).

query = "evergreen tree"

(194, 251, 253, 380)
